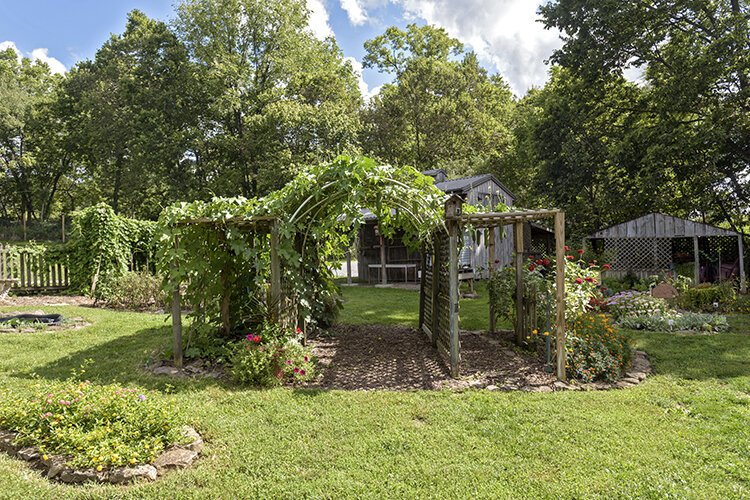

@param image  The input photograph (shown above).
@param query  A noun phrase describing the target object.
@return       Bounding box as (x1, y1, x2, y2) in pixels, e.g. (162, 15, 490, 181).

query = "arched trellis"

(160, 156, 446, 368)
(419, 196, 568, 380)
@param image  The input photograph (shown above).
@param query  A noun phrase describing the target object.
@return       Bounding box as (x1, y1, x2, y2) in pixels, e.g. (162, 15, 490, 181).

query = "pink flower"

(564, 245, 570, 251)
(293, 367, 300, 374)
(286, 359, 292, 365)
(303, 356, 309, 362)
(246, 333, 254, 342)
(602, 264, 612, 270)
(577, 249, 584, 255)
(299, 369, 306, 376)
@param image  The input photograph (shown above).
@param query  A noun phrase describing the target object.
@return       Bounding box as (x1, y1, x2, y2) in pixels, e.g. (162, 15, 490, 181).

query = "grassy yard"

(0, 289, 749, 498)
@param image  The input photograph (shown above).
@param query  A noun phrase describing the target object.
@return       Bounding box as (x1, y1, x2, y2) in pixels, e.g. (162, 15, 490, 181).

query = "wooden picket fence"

(0, 245, 69, 293)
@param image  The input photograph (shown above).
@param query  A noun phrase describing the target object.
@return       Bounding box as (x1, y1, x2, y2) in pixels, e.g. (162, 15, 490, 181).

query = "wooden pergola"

(419, 196, 568, 380)
(169, 215, 285, 369)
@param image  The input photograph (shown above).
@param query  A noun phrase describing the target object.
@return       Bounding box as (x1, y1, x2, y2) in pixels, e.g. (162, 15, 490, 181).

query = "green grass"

(0, 292, 749, 498)
(338, 281, 512, 330)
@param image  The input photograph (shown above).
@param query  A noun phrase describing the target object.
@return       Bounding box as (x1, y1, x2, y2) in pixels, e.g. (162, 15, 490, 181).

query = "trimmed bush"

(676, 282, 736, 312)
(107, 271, 168, 310)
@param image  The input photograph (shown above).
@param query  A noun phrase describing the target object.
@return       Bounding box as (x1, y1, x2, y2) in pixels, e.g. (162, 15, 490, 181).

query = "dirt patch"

(0, 295, 93, 307)
(307, 324, 557, 391)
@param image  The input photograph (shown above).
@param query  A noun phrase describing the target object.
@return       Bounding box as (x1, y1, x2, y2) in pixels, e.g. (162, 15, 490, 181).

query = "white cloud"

(0, 41, 22, 62)
(30, 48, 67, 74)
(307, 0, 335, 40)
(1, 41, 67, 74)
(345, 56, 382, 100)
(340, 0, 368, 25)
(390, 0, 562, 95)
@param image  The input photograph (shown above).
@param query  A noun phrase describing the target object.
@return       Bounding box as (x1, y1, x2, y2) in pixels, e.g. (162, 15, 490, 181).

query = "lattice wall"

(604, 237, 671, 272)
(419, 231, 451, 358)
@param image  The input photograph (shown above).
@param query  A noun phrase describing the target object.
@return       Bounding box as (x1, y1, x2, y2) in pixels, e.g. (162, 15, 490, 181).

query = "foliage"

(601, 275, 649, 295)
(157, 155, 445, 335)
(488, 251, 605, 331)
(67, 203, 156, 300)
(618, 312, 729, 334)
(0, 370, 183, 470)
(566, 313, 633, 383)
(606, 291, 669, 319)
(540, 1, 750, 237)
(676, 282, 737, 312)
(107, 271, 168, 310)
(228, 324, 315, 387)
(361, 24, 515, 178)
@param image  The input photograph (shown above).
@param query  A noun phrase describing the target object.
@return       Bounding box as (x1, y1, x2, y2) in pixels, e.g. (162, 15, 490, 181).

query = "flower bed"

(0, 377, 201, 484)
(565, 313, 633, 383)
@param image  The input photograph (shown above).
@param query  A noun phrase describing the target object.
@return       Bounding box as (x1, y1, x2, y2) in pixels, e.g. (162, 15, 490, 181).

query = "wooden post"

(693, 236, 700, 285)
(379, 233, 387, 285)
(61, 214, 66, 243)
(22, 212, 27, 241)
(269, 221, 282, 322)
(739, 235, 746, 294)
(514, 222, 525, 345)
(554, 211, 566, 381)
(488, 226, 496, 335)
(448, 220, 460, 377)
(418, 245, 426, 330)
(171, 236, 183, 368)
(346, 250, 352, 285)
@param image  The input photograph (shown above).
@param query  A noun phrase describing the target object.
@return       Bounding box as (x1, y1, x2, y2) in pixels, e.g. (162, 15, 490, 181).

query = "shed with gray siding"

(585, 213, 746, 292)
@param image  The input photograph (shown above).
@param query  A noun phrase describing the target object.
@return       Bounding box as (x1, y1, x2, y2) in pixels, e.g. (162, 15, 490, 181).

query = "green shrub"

(107, 271, 167, 310)
(228, 323, 315, 387)
(676, 282, 737, 312)
(0, 376, 183, 470)
(606, 291, 669, 318)
(566, 313, 633, 383)
(618, 312, 729, 333)
(602, 274, 649, 294)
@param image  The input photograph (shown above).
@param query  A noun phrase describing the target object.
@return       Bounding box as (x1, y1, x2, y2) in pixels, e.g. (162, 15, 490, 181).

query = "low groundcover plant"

(0, 376, 183, 471)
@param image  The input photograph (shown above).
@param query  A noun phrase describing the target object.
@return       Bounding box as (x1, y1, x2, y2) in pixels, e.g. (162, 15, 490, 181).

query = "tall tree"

(361, 24, 515, 175)
(174, 0, 362, 198)
(63, 10, 198, 217)
(0, 48, 69, 221)
(540, 0, 750, 230)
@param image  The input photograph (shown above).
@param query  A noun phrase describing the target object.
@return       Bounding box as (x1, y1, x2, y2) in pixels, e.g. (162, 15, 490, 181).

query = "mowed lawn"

(0, 288, 749, 498)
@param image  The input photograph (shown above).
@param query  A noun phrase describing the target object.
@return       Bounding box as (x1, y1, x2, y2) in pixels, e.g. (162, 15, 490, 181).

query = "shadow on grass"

(12, 325, 232, 393)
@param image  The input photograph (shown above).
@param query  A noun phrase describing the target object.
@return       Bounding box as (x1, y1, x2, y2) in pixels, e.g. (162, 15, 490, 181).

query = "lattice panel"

(604, 237, 671, 272)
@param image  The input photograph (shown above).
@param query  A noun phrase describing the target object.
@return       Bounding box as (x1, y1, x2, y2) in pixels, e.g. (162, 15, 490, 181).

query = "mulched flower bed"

(306, 324, 652, 392)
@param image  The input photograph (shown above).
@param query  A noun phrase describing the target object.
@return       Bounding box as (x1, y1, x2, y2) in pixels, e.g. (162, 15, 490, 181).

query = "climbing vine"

(156, 156, 446, 336)
(67, 204, 156, 299)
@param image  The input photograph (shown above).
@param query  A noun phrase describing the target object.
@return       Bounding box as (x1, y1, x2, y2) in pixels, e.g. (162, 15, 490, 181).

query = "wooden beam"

(269, 221, 282, 322)
(693, 236, 700, 285)
(487, 226, 496, 335)
(346, 250, 352, 285)
(739, 235, 746, 294)
(514, 222, 524, 345)
(554, 212, 566, 381)
(171, 236, 183, 368)
(430, 241, 440, 347)
(418, 245, 426, 330)
(379, 234, 387, 285)
(448, 221, 460, 377)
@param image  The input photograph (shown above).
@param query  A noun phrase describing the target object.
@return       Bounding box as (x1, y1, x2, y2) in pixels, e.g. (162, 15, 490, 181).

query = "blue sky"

(0, 0, 563, 97)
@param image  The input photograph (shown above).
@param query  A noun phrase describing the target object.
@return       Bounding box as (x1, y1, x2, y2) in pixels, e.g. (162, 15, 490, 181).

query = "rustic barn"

(356, 170, 553, 283)
(585, 213, 746, 292)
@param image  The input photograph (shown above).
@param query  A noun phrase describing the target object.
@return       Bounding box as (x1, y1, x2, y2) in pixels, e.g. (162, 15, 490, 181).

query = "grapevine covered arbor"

(419, 195, 568, 380)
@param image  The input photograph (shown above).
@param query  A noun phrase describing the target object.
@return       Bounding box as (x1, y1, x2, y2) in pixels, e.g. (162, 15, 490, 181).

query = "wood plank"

(693, 236, 700, 285)
(488, 226, 496, 335)
(269, 222, 282, 322)
(555, 211, 567, 381)
(739, 236, 746, 294)
(448, 222, 460, 377)
(514, 222, 525, 345)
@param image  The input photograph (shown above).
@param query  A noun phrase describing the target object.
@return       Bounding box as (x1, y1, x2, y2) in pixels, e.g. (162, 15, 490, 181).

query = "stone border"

(0, 426, 203, 485)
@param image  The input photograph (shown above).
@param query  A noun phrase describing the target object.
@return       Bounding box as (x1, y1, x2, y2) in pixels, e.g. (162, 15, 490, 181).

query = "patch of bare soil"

(0, 295, 93, 307)
(307, 324, 556, 391)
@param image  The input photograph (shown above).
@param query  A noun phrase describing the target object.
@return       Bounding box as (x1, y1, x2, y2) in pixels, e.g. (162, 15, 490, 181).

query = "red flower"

(299, 369, 306, 376)
(295, 327, 302, 334)
(293, 367, 300, 374)
(529, 264, 536, 271)
(252, 335, 261, 344)
(602, 264, 612, 270)
(577, 249, 584, 254)
(564, 245, 570, 251)
(566, 255, 574, 260)
(542, 259, 550, 266)
(574, 277, 583, 284)
(584, 277, 594, 282)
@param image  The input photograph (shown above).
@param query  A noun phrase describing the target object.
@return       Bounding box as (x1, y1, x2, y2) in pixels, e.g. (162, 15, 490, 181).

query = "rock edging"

(0, 425, 203, 485)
